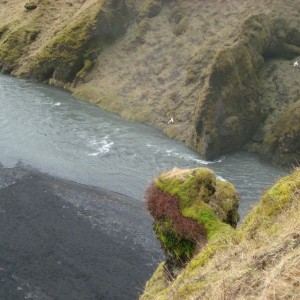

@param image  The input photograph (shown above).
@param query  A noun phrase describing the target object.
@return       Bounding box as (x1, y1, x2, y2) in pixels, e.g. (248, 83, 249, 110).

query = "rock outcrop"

(141, 168, 300, 299)
(191, 13, 300, 166)
(145, 167, 239, 277)
(0, 0, 299, 166)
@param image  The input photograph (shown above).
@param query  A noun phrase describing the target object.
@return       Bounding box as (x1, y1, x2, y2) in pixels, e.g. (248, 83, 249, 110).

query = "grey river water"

(0, 74, 286, 299)
(0, 75, 285, 215)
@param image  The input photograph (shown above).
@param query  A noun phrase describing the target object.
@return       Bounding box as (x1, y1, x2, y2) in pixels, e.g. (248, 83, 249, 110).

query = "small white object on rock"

(167, 117, 174, 124)
(293, 60, 298, 67)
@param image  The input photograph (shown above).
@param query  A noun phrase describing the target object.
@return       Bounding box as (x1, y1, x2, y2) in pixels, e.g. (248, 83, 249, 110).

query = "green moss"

(30, 8, 99, 81)
(29, 0, 129, 83)
(154, 168, 237, 242)
(182, 203, 232, 241)
(240, 168, 300, 237)
(75, 59, 93, 80)
(188, 244, 223, 270)
(0, 23, 40, 72)
(154, 220, 196, 261)
(155, 168, 217, 209)
(149, 167, 238, 276)
(142, 169, 300, 300)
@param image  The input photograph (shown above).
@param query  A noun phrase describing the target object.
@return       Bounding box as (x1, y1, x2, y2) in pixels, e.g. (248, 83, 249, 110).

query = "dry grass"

(1, 0, 299, 148)
(72, 0, 299, 140)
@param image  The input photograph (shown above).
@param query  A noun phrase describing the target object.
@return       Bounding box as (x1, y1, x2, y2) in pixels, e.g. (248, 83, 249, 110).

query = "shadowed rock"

(24, 2, 37, 10)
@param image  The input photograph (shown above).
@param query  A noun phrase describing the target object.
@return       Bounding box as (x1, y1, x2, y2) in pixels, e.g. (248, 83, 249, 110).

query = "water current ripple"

(0, 75, 286, 217)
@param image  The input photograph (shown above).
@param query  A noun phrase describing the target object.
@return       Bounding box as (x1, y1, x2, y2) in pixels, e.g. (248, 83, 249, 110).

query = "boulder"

(24, 2, 37, 10)
(145, 167, 239, 277)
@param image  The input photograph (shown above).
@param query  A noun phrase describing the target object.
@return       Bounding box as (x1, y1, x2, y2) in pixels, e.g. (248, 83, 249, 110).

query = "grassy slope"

(0, 0, 94, 72)
(141, 169, 300, 299)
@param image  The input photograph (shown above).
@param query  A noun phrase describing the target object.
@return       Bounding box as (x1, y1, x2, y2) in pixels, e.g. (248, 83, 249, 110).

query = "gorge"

(0, 0, 299, 299)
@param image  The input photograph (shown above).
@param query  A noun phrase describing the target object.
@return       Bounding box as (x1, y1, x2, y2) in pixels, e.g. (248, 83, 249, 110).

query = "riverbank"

(0, 0, 299, 166)
(0, 164, 162, 299)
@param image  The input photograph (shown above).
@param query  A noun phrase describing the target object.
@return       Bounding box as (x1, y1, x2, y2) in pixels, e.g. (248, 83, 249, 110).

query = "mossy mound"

(145, 167, 239, 277)
(27, 0, 129, 85)
(141, 169, 300, 300)
(0, 19, 41, 73)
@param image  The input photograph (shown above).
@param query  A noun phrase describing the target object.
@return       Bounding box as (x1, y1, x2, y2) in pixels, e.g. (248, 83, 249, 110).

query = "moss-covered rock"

(141, 169, 300, 300)
(191, 13, 300, 164)
(240, 168, 300, 238)
(0, 24, 40, 73)
(145, 167, 239, 277)
(26, 0, 129, 85)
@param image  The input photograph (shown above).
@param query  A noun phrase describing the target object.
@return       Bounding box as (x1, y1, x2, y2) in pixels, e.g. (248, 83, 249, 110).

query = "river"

(0, 75, 286, 215)
(0, 75, 286, 299)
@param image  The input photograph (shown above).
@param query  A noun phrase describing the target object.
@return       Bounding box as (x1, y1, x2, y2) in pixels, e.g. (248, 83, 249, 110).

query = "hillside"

(141, 168, 300, 299)
(0, 0, 299, 164)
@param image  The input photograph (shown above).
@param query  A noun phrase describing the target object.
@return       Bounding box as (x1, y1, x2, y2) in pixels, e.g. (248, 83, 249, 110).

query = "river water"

(0, 74, 286, 217)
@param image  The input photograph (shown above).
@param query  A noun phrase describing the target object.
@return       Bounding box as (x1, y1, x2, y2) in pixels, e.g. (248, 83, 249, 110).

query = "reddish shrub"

(145, 182, 206, 243)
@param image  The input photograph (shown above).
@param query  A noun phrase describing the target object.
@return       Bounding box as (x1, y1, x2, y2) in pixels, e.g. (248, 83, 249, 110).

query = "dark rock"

(24, 2, 37, 10)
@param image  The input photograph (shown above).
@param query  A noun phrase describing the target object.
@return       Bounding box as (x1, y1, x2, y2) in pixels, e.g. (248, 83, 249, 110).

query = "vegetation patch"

(28, 0, 129, 85)
(141, 169, 300, 300)
(145, 167, 239, 277)
(0, 20, 40, 73)
(192, 12, 300, 165)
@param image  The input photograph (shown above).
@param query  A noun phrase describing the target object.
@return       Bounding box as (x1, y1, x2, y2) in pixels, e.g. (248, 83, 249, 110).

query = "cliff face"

(141, 168, 300, 299)
(0, 0, 299, 166)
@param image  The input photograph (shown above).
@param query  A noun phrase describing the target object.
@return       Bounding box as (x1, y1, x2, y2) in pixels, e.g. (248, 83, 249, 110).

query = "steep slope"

(0, 0, 299, 166)
(141, 168, 300, 299)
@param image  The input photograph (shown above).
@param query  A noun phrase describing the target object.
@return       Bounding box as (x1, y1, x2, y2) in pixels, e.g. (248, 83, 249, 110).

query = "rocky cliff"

(0, 0, 299, 166)
(141, 168, 300, 299)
